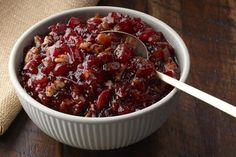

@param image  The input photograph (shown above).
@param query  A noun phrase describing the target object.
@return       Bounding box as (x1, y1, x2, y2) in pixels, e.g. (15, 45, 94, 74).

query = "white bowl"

(9, 6, 190, 150)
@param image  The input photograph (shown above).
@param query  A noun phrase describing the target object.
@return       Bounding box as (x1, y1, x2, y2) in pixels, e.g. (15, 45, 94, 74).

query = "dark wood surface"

(1, 0, 236, 156)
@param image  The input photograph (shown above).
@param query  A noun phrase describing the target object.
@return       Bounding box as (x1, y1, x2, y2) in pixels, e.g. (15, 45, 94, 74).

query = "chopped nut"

(125, 36, 137, 49)
(87, 13, 101, 22)
(85, 111, 96, 117)
(43, 36, 53, 45)
(87, 16, 101, 24)
(85, 104, 96, 117)
(72, 94, 86, 104)
(79, 42, 104, 53)
(90, 44, 103, 53)
(46, 84, 56, 97)
(82, 70, 91, 80)
(54, 54, 69, 63)
(54, 80, 65, 88)
(74, 95, 86, 104)
(131, 78, 139, 86)
(71, 84, 79, 91)
(90, 104, 96, 112)
(96, 33, 111, 45)
(24, 47, 40, 64)
(104, 47, 112, 52)
(79, 42, 92, 50)
(46, 80, 65, 97)
(78, 95, 86, 103)
(85, 112, 91, 117)
(98, 21, 110, 30)
(101, 21, 109, 29)
(34, 35, 42, 47)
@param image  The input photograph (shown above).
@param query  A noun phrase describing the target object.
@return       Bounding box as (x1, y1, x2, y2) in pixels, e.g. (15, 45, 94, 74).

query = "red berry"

(152, 50, 164, 60)
(131, 57, 155, 78)
(115, 85, 128, 98)
(131, 78, 145, 92)
(64, 28, 77, 40)
(114, 19, 134, 33)
(47, 46, 61, 57)
(96, 89, 110, 110)
(38, 93, 50, 106)
(32, 76, 48, 87)
(41, 58, 55, 74)
(49, 23, 67, 34)
(164, 71, 174, 77)
(97, 51, 113, 63)
(114, 44, 134, 63)
(68, 17, 81, 28)
(72, 104, 84, 115)
(24, 60, 38, 74)
(117, 105, 134, 115)
(53, 63, 68, 76)
(139, 28, 156, 41)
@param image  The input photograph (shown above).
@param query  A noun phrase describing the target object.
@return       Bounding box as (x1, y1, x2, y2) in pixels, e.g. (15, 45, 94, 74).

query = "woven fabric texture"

(0, 0, 98, 135)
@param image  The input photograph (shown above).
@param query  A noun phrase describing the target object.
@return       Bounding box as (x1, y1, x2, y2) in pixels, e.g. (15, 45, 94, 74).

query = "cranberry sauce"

(20, 12, 180, 117)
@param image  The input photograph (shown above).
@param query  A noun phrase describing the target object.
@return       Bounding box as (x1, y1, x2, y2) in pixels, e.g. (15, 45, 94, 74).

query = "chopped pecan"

(104, 47, 112, 52)
(74, 95, 86, 104)
(43, 36, 53, 46)
(96, 33, 111, 45)
(85, 104, 96, 117)
(46, 84, 56, 97)
(79, 42, 92, 51)
(101, 21, 109, 29)
(98, 21, 110, 30)
(90, 43, 103, 53)
(24, 47, 40, 64)
(54, 80, 65, 88)
(46, 80, 65, 97)
(82, 70, 92, 80)
(54, 54, 69, 63)
(79, 42, 104, 53)
(125, 36, 137, 49)
(34, 35, 42, 47)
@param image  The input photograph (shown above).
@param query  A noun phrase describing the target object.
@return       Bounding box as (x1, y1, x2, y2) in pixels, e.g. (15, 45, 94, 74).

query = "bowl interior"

(9, 6, 190, 121)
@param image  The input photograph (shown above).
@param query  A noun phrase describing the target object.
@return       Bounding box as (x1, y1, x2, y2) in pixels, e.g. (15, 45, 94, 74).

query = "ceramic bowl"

(9, 6, 190, 150)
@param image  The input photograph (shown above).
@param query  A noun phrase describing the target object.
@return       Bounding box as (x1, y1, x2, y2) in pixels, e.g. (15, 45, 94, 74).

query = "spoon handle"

(156, 71, 236, 118)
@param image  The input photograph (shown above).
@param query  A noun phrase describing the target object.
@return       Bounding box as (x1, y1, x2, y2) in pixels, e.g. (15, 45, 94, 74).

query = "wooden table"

(1, 0, 236, 156)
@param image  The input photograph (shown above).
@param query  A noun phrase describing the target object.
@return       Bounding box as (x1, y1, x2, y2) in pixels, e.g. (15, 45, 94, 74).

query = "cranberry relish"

(20, 12, 180, 117)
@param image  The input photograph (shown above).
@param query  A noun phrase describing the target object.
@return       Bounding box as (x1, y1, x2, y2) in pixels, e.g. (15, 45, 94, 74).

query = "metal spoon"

(101, 30, 236, 118)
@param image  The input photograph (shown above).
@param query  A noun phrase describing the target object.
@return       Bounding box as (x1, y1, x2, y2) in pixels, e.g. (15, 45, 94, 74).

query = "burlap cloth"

(0, 0, 99, 135)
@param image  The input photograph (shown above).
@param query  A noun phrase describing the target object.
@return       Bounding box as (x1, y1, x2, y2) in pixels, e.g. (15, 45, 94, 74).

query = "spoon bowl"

(101, 30, 148, 58)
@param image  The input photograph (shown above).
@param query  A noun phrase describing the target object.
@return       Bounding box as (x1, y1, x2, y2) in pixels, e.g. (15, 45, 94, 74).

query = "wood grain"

(1, 0, 236, 156)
